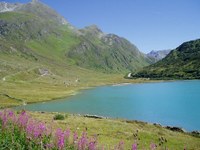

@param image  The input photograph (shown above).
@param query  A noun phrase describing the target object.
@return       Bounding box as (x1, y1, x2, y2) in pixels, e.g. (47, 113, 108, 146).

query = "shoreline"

(2, 107, 200, 135)
(82, 113, 200, 134)
(3, 79, 200, 135)
(56, 112, 199, 133)
(2, 110, 200, 149)
(5, 78, 191, 109)
(112, 82, 131, 86)
(21, 110, 200, 135)
(14, 107, 200, 134)
(7, 79, 159, 108)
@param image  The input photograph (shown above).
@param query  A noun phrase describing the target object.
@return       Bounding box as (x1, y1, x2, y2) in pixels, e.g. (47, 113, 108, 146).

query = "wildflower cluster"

(0, 110, 98, 150)
(0, 110, 183, 150)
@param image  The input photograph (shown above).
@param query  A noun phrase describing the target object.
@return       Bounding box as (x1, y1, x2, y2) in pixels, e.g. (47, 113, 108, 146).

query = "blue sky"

(3, 0, 200, 53)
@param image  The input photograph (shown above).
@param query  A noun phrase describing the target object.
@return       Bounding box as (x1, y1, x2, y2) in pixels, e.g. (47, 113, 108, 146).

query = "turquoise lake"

(16, 80, 200, 131)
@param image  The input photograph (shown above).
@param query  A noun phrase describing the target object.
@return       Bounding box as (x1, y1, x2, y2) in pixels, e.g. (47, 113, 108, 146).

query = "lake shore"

(2, 79, 200, 149)
(25, 111, 200, 149)
(1, 77, 163, 109)
(14, 80, 200, 132)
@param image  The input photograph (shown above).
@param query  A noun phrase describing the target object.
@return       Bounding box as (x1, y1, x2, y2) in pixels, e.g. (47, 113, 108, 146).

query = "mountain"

(147, 49, 171, 63)
(0, 0, 153, 77)
(0, 0, 68, 25)
(0, 2, 22, 13)
(132, 39, 200, 79)
(0, 0, 154, 105)
(69, 25, 153, 72)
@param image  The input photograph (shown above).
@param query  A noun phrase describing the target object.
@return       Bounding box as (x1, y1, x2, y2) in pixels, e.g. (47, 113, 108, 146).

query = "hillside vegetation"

(1, 1, 200, 149)
(132, 39, 200, 79)
(0, 0, 152, 73)
(0, 0, 153, 107)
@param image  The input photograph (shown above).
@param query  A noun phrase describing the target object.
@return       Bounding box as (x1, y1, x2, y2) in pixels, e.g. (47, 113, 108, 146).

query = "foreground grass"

(29, 111, 200, 149)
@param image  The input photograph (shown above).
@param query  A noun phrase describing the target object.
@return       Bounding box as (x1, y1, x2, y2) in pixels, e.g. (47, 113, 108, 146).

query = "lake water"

(16, 80, 200, 131)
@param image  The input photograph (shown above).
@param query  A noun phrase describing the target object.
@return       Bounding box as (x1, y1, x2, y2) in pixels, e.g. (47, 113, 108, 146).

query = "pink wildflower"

(78, 132, 88, 150)
(88, 141, 96, 150)
(132, 143, 137, 150)
(17, 111, 29, 128)
(55, 128, 65, 149)
(150, 143, 156, 150)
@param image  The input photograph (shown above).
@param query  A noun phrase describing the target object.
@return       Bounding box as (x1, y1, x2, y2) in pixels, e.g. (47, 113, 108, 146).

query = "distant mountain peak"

(0, 1, 22, 13)
(83, 25, 103, 34)
(102, 34, 123, 46)
(85, 25, 102, 32)
(19, 1, 69, 25)
(80, 24, 105, 38)
(0, 0, 70, 26)
(31, 0, 39, 3)
(147, 49, 171, 62)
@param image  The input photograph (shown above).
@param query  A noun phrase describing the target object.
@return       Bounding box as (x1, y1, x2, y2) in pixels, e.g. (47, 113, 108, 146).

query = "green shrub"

(53, 114, 65, 120)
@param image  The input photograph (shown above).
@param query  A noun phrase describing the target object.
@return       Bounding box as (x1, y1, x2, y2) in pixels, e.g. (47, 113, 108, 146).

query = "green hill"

(0, 0, 153, 107)
(132, 39, 200, 79)
(0, 0, 152, 75)
(69, 25, 152, 72)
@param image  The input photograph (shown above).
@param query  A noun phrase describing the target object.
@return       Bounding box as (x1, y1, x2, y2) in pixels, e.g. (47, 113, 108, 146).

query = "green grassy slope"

(0, 0, 154, 107)
(68, 25, 152, 73)
(1, 2, 200, 149)
(132, 39, 200, 79)
(0, 49, 137, 108)
(0, 1, 152, 74)
(30, 111, 200, 149)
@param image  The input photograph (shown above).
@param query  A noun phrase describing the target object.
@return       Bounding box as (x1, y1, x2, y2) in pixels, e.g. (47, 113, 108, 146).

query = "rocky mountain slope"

(0, 0, 153, 77)
(132, 39, 200, 79)
(0, 1, 22, 13)
(147, 49, 171, 63)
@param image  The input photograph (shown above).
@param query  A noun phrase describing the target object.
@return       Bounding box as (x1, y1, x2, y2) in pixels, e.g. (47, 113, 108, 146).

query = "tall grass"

(0, 109, 185, 150)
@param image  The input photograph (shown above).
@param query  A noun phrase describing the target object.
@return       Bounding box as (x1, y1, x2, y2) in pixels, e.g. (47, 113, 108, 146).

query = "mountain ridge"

(0, 0, 70, 25)
(0, 1, 22, 13)
(147, 49, 171, 63)
(132, 39, 200, 79)
(0, 0, 153, 74)
(0, 0, 153, 108)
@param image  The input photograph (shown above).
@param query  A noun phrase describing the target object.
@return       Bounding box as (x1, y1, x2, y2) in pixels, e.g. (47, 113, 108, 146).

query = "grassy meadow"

(1, 110, 200, 149)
